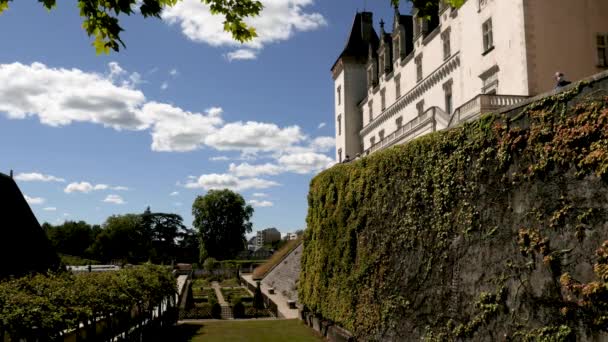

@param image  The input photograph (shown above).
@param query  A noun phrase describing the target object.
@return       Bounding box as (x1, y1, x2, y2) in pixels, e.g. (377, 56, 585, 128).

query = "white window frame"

(416, 100, 425, 116)
(415, 54, 423, 82)
(482, 18, 493, 53)
(441, 28, 451, 60)
(395, 74, 401, 99)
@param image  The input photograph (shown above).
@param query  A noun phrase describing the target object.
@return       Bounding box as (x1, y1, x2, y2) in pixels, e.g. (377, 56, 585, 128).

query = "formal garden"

(180, 269, 272, 320)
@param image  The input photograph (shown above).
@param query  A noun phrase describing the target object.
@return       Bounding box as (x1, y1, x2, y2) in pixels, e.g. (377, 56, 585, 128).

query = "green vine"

(300, 81, 608, 340)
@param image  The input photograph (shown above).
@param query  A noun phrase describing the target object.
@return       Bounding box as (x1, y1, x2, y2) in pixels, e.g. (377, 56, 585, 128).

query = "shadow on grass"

(153, 323, 204, 341)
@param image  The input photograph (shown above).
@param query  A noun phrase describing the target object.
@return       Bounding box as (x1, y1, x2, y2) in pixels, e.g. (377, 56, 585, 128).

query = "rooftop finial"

(380, 19, 385, 33)
(9, 169, 13, 178)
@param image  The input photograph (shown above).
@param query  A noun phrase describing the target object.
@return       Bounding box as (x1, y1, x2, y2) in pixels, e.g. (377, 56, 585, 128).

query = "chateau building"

(332, 0, 608, 161)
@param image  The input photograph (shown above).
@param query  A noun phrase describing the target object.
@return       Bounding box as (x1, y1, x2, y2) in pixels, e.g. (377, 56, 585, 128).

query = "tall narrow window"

(379, 53, 385, 76)
(337, 86, 342, 105)
(443, 81, 453, 114)
(395, 74, 401, 98)
(338, 148, 342, 163)
(396, 116, 403, 129)
(370, 136, 376, 147)
(393, 37, 400, 63)
(337, 114, 342, 136)
(416, 100, 425, 116)
(598, 34, 608, 67)
(380, 88, 386, 111)
(482, 19, 493, 53)
(441, 28, 451, 60)
(367, 66, 374, 89)
(368, 101, 373, 122)
(415, 54, 423, 82)
(379, 129, 385, 141)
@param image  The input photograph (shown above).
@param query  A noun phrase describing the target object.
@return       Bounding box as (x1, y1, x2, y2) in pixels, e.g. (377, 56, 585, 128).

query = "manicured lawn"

(171, 319, 323, 342)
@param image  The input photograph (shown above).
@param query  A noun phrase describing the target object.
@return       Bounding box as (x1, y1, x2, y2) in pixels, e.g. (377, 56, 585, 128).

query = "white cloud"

(14, 172, 65, 182)
(0, 62, 147, 130)
(226, 49, 257, 61)
(170, 191, 179, 196)
(161, 81, 168, 90)
(64, 182, 128, 193)
(205, 121, 305, 153)
(252, 192, 268, 197)
(43, 207, 57, 211)
(229, 162, 282, 177)
(248, 199, 273, 207)
(141, 102, 223, 152)
(162, 0, 327, 59)
(174, 202, 183, 207)
(24, 195, 45, 205)
(210, 156, 230, 161)
(317, 122, 326, 129)
(278, 152, 334, 174)
(103, 194, 125, 204)
(169, 68, 178, 76)
(184, 173, 279, 191)
(310, 136, 335, 152)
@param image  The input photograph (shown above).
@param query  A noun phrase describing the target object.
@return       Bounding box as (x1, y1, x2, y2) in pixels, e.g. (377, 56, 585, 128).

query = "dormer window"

(415, 54, 423, 82)
(393, 37, 400, 63)
(441, 28, 451, 60)
(379, 52, 385, 75)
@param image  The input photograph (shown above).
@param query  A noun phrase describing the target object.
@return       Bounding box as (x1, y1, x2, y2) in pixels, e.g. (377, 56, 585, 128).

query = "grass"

(170, 319, 323, 342)
(252, 238, 302, 280)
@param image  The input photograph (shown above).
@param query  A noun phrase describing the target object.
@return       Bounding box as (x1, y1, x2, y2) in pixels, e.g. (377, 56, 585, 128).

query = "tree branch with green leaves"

(0, 0, 465, 54)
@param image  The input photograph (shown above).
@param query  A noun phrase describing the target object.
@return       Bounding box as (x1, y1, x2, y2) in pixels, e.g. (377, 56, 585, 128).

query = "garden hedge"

(300, 85, 608, 341)
(0, 264, 175, 339)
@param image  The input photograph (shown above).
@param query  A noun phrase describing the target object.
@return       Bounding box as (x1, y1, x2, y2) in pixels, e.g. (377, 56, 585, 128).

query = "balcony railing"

(360, 94, 528, 157)
(364, 107, 450, 155)
(448, 94, 528, 127)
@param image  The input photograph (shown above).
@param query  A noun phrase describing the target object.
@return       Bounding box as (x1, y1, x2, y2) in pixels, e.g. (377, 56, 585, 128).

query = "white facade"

(333, 0, 608, 161)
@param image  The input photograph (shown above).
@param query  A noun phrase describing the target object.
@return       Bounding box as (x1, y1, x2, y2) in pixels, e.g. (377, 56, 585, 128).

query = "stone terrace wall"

(262, 243, 303, 301)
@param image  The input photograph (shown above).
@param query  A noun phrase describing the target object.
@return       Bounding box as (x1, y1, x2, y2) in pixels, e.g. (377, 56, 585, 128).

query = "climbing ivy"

(300, 83, 608, 340)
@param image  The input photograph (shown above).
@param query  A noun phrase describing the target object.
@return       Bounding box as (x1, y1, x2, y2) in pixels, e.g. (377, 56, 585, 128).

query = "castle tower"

(331, 12, 379, 162)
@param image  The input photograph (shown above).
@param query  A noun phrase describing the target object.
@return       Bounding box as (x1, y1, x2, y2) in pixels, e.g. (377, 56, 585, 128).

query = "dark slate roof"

(0, 172, 60, 278)
(331, 12, 380, 71)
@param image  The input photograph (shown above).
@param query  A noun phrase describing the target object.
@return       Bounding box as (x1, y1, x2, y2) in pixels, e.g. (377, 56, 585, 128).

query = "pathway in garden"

(211, 281, 227, 305)
(241, 274, 299, 319)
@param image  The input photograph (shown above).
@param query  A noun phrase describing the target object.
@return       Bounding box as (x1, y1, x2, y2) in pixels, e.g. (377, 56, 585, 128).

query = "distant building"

(256, 227, 281, 248)
(333, 0, 608, 161)
(251, 246, 272, 260)
(287, 233, 298, 240)
(247, 236, 257, 251)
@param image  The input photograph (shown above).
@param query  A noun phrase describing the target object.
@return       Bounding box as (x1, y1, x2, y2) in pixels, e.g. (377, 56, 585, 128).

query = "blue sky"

(0, 0, 408, 234)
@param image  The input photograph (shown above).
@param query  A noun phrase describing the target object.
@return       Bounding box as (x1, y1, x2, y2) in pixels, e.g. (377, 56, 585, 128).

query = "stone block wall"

(262, 242, 303, 301)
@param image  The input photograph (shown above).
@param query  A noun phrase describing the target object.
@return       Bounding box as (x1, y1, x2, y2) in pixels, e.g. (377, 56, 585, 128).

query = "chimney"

(9, 169, 13, 178)
(360, 12, 374, 42)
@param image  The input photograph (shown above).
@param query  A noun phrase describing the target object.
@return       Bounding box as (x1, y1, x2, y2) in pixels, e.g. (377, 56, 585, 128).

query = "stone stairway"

(220, 305, 233, 319)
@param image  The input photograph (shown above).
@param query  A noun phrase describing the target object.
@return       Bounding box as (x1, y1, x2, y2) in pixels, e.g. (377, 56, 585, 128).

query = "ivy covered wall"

(300, 81, 608, 341)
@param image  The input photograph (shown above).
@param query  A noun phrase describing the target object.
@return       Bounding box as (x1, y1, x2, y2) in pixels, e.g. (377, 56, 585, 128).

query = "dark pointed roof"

(331, 12, 380, 72)
(0, 172, 60, 278)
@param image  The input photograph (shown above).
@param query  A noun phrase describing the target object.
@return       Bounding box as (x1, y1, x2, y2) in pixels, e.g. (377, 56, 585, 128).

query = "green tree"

(140, 206, 187, 263)
(88, 214, 148, 263)
(45, 220, 96, 257)
(192, 189, 253, 261)
(0, 0, 263, 54)
(0, 1, 464, 54)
